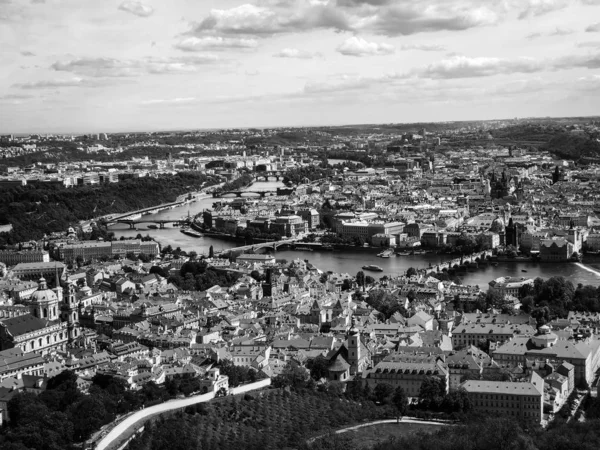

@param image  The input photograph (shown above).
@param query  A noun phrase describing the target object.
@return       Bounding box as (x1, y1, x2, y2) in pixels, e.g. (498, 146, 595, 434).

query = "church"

(0, 276, 80, 355)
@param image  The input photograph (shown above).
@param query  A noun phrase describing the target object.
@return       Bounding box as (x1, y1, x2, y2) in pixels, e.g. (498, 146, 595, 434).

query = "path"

(306, 417, 453, 445)
(95, 379, 271, 450)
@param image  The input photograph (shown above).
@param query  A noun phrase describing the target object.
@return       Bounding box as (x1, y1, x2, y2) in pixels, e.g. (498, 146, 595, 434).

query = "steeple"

(347, 316, 361, 375)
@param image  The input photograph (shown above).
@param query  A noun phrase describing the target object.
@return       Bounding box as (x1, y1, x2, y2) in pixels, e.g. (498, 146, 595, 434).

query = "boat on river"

(377, 250, 394, 258)
(181, 227, 204, 238)
(362, 264, 384, 272)
(147, 224, 158, 230)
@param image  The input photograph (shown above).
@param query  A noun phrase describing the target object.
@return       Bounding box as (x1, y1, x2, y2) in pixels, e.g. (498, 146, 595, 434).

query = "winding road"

(95, 379, 271, 450)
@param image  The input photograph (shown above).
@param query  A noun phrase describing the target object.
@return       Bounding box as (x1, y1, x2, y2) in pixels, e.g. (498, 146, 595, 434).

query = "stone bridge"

(115, 219, 190, 229)
(420, 250, 494, 276)
(218, 238, 300, 256)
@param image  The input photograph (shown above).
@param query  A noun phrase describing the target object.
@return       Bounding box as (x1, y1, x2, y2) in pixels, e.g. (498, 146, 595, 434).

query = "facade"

(492, 326, 600, 386)
(235, 254, 276, 265)
(461, 372, 544, 423)
(0, 250, 49, 266)
(488, 277, 534, 298)
(363, 354, 449, 397)
(452, 323, 536, 348)
(0, 277, 81, 355)
(539, 238, 574, 261)
(11, 262, 65, 281)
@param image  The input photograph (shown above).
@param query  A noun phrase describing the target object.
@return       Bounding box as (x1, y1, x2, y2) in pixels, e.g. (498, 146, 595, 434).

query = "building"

(539, 238, 574, 261)
(0, 277, 72, 355)
(271, 215, 307, 237)
(297, 209, 320, 229)
(488, 277, 534, 298)
(11, 262, 65, 281)
(235, 254, 276, 265)
(0, 348, 45, 382)
(363, 354, 449, 397)
(0, 250, 49, 266)
(492, 326, 600, 386)
(461, 372, 544, 423)
(452, 323, 536, 349)
(58, 241, 112, 261)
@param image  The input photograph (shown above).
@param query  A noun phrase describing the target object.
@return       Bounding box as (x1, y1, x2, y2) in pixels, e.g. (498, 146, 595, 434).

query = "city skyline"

(2, 0, 600, 134)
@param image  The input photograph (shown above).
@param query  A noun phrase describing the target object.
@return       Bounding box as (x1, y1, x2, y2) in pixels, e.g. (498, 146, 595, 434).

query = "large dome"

(30, 277, 58, 304)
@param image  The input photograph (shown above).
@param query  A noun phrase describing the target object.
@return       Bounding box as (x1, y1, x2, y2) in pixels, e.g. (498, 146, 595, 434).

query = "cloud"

(118, 1, 154, 18)
(189, 1, 592, 39)
(399, 43, 446, 51)
(366, 3, 499, 36)
(577, 41, 600, 47)
(418, 55, 543, 79)
(142, 97, 197, 105)
(586, 23, 600, 32)
(51, 55, 221, 77)
(337, 36, 394, 56)
(414, 52, 600, 79)
(517, 0, 570, 19)
(20, 51, 35, 56)
(273, 48, 322, 59)
(187, 3, 349, 37)
(13, 77, 89, 89)
(174, 36, 258, 52)
(526, 27, 574, 39)
(0, 93, 35, 100)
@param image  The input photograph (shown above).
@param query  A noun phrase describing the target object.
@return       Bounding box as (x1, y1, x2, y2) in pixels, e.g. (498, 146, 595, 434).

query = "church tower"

(61, 281, 79, 343)
(347, 318, 361, 375)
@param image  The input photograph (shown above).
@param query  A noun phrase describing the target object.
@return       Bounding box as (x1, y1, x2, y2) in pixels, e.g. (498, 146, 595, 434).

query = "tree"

(307, 356, 330, 381)
(418, 376, 445, 410)
(341, 279, 352, 291)
(356, 271, 365, 290)
(391, 386, 408, 422)
(209, 245, 214, 258)
(373, 383, 394, 404)
(365, 275, 375, 285)
(250, 270, 262, 282)
(406, 267, 417, 277)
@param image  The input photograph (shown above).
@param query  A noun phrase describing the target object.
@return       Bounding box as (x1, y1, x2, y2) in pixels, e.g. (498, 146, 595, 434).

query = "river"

(110, 181, 600, 289)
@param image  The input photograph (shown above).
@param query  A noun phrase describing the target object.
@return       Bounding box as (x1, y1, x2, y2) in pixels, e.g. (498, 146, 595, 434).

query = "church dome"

(30, 277, 58, 304)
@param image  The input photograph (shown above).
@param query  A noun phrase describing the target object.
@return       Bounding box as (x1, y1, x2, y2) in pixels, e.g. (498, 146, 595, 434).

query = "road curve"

(95, 379, 272, 450)
(306, 417, 452, 445)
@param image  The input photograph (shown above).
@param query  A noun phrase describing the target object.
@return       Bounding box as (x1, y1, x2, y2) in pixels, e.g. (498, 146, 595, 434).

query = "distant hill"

(543, 132, 600, 160)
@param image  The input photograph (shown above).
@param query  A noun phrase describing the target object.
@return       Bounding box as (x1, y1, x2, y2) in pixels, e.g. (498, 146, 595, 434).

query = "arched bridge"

(253, 171, 284, 181)
(115, 219, 190, 229)
(212, 190, 277, 198)
(218, 238, 299, 256)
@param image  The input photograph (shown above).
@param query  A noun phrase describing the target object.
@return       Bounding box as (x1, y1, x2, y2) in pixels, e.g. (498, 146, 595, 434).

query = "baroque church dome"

(30, 277, 58, 304)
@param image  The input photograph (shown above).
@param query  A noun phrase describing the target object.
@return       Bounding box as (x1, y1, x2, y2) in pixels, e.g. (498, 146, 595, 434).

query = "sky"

(1, 0, 600, 134)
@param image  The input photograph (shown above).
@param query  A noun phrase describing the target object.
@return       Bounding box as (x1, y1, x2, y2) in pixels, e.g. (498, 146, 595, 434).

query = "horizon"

(2, 1, 600, 134)
(7, 114, 600, 137)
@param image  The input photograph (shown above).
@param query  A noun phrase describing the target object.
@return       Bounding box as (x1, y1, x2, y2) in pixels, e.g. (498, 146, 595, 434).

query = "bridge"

(253, 171, 284, 181)
(218, 238, 300, 256)
(115, 219, 190, 229)
(212, 190, 278, 198)
(106, 200, 187, 224)
(417, 250, 494, 276)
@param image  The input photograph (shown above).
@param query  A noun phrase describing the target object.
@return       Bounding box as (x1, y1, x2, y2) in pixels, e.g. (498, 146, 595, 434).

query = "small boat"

(377, 250, 394, 258)
(295, 247, 314, 252)
(181, 227, 204, 238)
(521, 269, 528, 273)
(396, 252, 410, 256)
(362, 265, 384, 272)
(147, 224, 158, 229)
